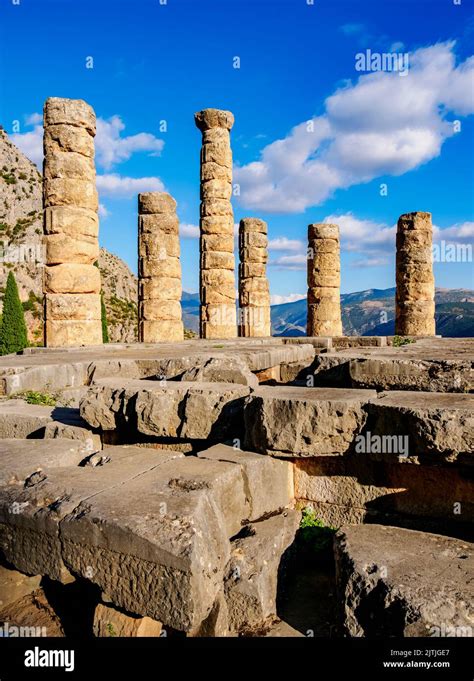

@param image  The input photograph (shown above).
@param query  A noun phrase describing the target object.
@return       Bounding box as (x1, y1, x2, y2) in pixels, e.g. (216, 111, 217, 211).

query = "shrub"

(393, 335, 415, 347)
(0, 271, 28, 354)
(101, 292, 109, 343)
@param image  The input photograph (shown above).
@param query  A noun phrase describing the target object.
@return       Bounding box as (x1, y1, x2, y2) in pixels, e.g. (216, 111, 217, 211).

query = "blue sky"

(1, 0, 473, 301)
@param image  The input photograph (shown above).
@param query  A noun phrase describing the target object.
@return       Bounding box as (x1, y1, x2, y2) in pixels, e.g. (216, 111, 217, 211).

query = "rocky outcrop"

(0, 128, 137, 345)
(98, 248, 137, 343)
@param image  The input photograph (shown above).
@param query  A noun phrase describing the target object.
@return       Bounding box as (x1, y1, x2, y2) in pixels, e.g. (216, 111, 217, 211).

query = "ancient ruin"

(195, 108, 237, 339)
(138, 192, 184, 342)
(238, 218, 271, 337)
(395, 211, 436, 336)
(43, 97, 102, 347)
(0, 97, 472, 644)
(307, 223, 342, 337)
(0, 336, 472, 638)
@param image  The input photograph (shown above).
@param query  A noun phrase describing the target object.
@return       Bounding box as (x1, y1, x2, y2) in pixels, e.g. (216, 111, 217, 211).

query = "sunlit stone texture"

(43, 97, 101, 347)
(195, 108, 237, 339)
(238, 218, 271, 337)
(138, 192, 184, 342)
(307, 223, 342, 337)
(395, 211, 435, 337)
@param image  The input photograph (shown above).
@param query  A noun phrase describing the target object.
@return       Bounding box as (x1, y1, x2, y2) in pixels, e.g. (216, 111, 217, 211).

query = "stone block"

(44, 124, 94, 157)
(45, 293, 101, 321)
(44, 264, 101, 294)
(44, 97, 96, 134)
(244, 386, 376, 457)
(334, 524, 473, 637)
(45, 319, 102, 347)
(44, 206, 99, 239)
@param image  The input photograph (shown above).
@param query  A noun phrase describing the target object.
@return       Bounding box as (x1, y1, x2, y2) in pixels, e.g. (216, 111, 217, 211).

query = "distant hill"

(0, 129, 137, 343)
(181, 288, 474, 337)
(271, 288, 474, 337)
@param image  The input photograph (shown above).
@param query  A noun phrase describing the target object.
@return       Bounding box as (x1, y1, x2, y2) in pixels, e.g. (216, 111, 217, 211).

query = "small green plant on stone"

(106, 622, 116, 637)
(17, 390, 58, 406)
(298, 506, 337, 557)
(392, 335, 415, 347)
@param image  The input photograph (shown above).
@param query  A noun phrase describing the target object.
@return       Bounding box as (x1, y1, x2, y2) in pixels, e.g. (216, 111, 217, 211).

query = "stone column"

(395, 211, 435, 336)
(138, 192, 184, 342)
(238, 218, 271, 337)
(307, 223, 342, 336)
(194, 108, 236, 339)
(43, 97, 101, 347)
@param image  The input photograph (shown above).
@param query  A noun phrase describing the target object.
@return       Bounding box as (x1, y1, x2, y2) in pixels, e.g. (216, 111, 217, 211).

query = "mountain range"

(183, 288, 474, 337)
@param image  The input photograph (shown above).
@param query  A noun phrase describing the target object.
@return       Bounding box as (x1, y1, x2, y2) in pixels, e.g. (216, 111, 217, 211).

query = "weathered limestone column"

(138, 192, 184, 342)
(307, 223, 342, 336)
(194, 108, 236, 339)
(43, 97, 101, 347)
(395, 211, 435, 336)
(238, 218, 271, 337)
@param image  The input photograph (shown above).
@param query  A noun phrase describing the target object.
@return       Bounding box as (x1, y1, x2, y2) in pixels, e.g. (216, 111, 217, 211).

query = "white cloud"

(268, 236, 304, 251)
(25, 112, 42, 126)
(270, 253, 307, 271)
(433, 221, 474, 242)
(98, 203, 110, 218)
(180, 223, 200, 239)
(10, 113, 165, 175)
(270, 293, 306, 305)
(95, 115, 164, 169)
(324, 212, 395, 254)
(11, 123, 43, 167)
(96, 173, 165, 197)
(266, 213, 473, 272)
(234, 42, 474, 213)
(350, 256, 390, 268)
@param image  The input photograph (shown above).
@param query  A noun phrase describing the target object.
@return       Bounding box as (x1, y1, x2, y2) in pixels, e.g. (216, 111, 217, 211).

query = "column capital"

(194, 108, 234, 132)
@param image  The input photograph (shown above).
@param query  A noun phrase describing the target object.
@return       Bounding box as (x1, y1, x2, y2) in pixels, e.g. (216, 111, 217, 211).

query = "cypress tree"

(101, 292, 109, 343)
(0, 271, 28, 354)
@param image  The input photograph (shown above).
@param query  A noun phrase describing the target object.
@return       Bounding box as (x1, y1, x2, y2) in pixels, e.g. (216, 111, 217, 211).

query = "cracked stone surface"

(0, 440, 294, 632)
(244, 387, 376, 456)
(80, 378, 251, 440)
(309, 338, 474, 392)
(334, 525, 474, 637)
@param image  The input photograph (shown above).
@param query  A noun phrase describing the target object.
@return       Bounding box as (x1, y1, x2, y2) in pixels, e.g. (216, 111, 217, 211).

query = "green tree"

(101, 292, 109, 343)
(0, 271, 28, 354)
